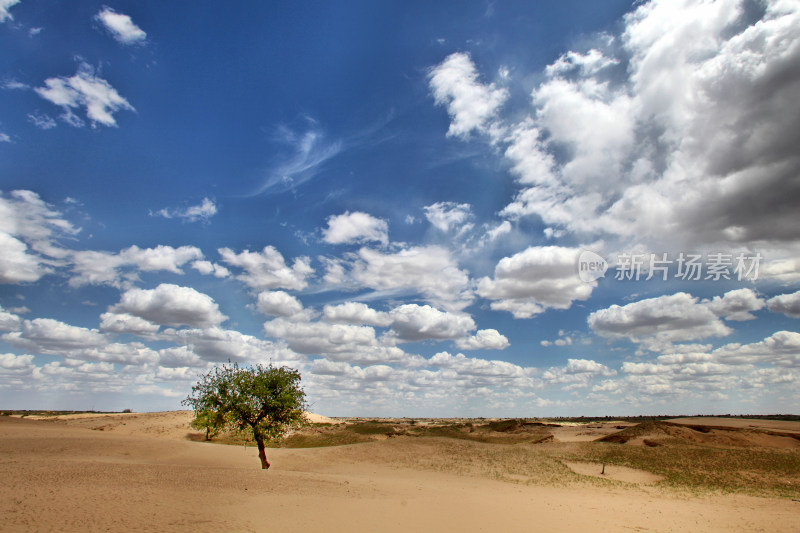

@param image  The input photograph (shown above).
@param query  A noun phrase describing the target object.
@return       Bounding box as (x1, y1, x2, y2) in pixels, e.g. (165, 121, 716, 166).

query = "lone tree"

(183, 362, 307, 469)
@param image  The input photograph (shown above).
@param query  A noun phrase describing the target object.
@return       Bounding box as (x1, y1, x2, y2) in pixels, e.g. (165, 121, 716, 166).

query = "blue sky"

(1, 0, 799, 416)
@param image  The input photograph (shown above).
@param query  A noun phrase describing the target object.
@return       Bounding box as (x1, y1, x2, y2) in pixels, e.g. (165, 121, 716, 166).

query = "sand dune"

(1, 413, 799, 532)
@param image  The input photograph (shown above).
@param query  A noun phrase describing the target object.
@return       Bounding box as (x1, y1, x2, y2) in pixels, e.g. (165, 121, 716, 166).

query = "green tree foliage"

(183, 362, 307, 469)
(190, 409, 226, 440)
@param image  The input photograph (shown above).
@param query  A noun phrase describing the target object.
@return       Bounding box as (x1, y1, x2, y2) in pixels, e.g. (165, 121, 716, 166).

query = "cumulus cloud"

(0, 353, 34, 371)
(322, 211, 388, 246)
(543, 358, 616, 387)
(157, 346, 205, 368)
(705, 288, 765, 321)
(424, 202, 473, 234)
(0, 190, 79, 284)
(349, 245, 473, 311)
(165, 327, 302, 365)
(713, 330, 800, 367)
(99, 312, 160, 335)
(767, 290, 800, 318)
(388, 304, 475, 342)
(434, 1, 800, 257)
(3, 318, 107, 353)
(263, 318, 408, 365)
(588, 292, 732, 350)
(35, 62, 135, 127)
(191, 260, 230, 278)
(428, 52, 509, 139)
(477, 246, 594, 318)
(219, 246, 312, 291)
(322, 301, 392, 327)
(0, 232, 43, 284)
(455, 329, 510, 350)
(69, 245, 203, 288)
(429, 351, 530, 380)
(95, 7, 147, 44)
(151, 198, 217, 223)
(256, 290, 305, 318)
(109, 284, 227, 328)
(0, 306, 21, 331)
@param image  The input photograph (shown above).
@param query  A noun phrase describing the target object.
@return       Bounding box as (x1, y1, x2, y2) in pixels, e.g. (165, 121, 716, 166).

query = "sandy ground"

(1, 412, 799, 532)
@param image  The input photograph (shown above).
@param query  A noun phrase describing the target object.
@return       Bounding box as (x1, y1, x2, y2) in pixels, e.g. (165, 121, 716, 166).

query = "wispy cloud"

(252, 118, 343, 196)
(150, 198, 217, 223)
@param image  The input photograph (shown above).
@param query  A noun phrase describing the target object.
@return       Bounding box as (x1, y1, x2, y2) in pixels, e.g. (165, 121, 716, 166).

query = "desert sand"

(1, 412, 798, 532)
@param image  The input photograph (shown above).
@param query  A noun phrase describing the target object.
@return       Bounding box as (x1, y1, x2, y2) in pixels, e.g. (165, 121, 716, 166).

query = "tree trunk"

(256, 436, 270, 470)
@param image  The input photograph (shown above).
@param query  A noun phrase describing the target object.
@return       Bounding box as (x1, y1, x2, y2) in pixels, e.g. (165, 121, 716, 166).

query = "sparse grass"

(552, 440, 800, 498)
(198, 417, 800, 498)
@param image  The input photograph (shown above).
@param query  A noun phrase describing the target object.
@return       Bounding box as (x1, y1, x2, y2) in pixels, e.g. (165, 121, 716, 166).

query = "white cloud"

(99, 312, 160, 335)
(0, 306, 21, 331)
(35, 62, 135, 128)
(543, 359, 617, 387)
(165, 327, 302, 365)
(109, 284, 227, 329)
(428, 52, 509, 139)
(0, 190, 79, 283)
(713, 330, 800, 367)
(546, 48, 618, 77)
(151, 198, 217, 223)
(0, 353, 34, 370)
(256, 290, 305, 318)
(95, 7, 147, 44)
(71, 342, 157, 365)
(0, 0, 21, 23)
(705, 288, 765, 321)
(483, 220, 512, 243)
(219, 246, 312, 291)
(3, 318, 107, 353)
(349, 245, 473, 311)
(388, 304, 475, 342)
(263, 317, 408, 365)
(761, 257, 800, 283)
(588, 292, 732, 349)
(424, 202, 473, 233)
(0, 232, 45, 283)
(477, 246, 594, 318)
(322, 301, 392, 327)
(621, 362, 673, 375)
(437, 1, 800, 258)
(191, 260, 230, 278)
(0, 133, 10, 143)
(540, 331, 573, 347)
(157, 346, 205, 368)
(322, 211, 388, 246)
(767, 290, 800, 318)
(455, 329, 510, 351)
(69, 245, 203, 288)
(429, 351, 530, 380)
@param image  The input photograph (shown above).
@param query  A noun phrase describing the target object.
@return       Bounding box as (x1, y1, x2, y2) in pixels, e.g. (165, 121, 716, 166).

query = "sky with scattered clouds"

(1, 0, 799, 416)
